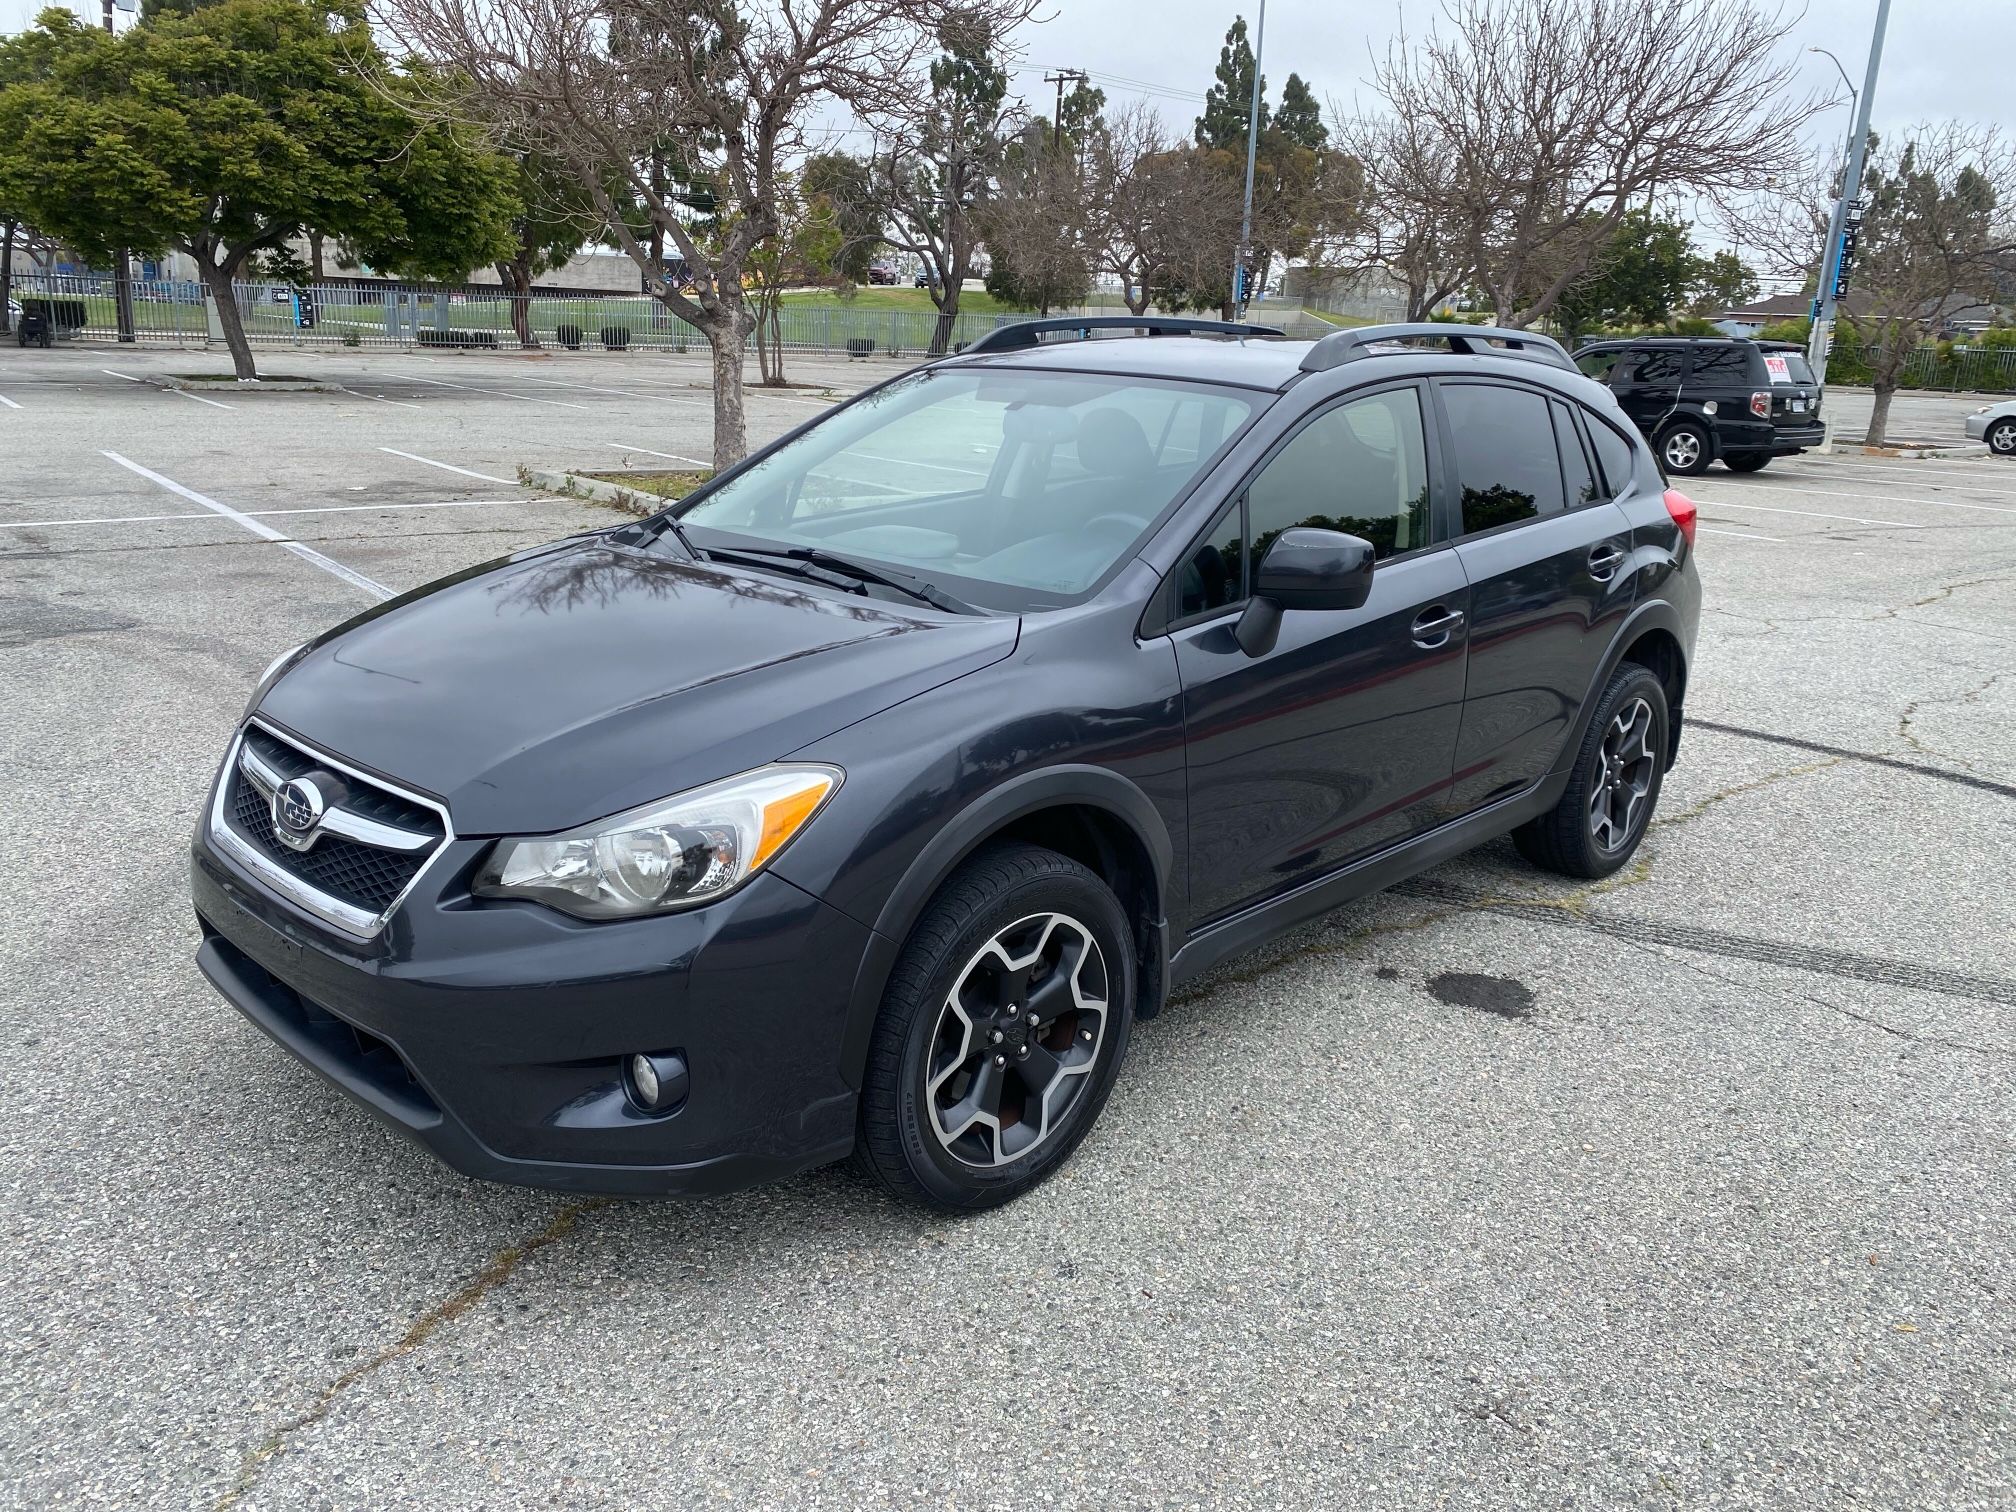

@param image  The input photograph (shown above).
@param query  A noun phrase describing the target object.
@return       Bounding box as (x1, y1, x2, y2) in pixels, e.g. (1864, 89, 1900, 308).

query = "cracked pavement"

(1, 348, 2012, 1509)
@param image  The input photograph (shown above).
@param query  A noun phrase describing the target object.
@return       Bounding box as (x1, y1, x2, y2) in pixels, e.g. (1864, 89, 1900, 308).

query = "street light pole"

(1231, 0, 1266, 320)
(101, 0, 137, 345)
(1808, 1, 1890, 451)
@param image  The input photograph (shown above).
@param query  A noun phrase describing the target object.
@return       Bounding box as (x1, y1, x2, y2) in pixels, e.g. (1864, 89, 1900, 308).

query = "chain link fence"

(8, 271, 1344, 358)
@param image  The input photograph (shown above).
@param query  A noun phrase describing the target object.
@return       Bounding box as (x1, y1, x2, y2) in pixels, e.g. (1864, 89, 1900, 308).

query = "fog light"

(628, 1053, 660, 1106)
(625, 1050, 689, 1113)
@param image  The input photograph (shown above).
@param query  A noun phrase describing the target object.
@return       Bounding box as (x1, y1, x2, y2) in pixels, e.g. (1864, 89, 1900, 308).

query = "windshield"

(672, 368, 1261, 611)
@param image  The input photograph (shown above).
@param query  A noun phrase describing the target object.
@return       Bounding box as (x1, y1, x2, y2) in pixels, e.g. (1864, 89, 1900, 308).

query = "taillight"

(1663, 488, 1697, 548)
(1749, 390, 1771, 418)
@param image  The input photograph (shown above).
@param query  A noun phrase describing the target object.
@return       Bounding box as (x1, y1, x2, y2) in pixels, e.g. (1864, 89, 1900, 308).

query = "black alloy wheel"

(1513, 663, 1670, 879)
(855, 843, 1134, 1211)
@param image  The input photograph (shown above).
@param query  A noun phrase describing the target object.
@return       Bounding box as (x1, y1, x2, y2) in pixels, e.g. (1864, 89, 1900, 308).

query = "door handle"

(1410, 605, 1465, 648)
(1587, 542, 1627, 581)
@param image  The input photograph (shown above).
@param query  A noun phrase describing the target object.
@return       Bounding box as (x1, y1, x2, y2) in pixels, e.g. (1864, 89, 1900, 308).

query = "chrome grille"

(210, 720, 452, 936)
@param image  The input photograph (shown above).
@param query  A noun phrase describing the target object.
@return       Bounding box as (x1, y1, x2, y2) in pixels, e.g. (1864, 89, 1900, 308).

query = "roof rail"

(1300, 322, 1577, 374)
(962, 315, 1285, 355)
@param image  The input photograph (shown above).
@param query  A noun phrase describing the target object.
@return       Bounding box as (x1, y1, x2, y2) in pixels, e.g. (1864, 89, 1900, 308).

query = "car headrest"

(1075, 408, 1155, 480)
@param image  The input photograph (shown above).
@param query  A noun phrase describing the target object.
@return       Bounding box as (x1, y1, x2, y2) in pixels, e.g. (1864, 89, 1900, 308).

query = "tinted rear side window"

(1552, 402, 1600, 506)
(1442, 384, 1566, 533)
(1620, 348, 1685, 384)
(1584, 413, 1639, 498)
(1688, 345, 1754, 384)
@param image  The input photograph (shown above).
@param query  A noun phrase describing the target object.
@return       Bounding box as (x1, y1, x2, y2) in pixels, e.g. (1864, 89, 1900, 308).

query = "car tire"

(1512, 663, 1670, 880)
(854, 842, 1135, 1211)
(1987, 418, 2016, 458)
(1724, 452, 1770, 473)
(1658, 421, 1712, 476)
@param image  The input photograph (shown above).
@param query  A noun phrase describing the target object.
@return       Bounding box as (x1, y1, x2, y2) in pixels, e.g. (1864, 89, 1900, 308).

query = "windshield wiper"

(716, 544, 984, 616)
(645, 511, 706, 561)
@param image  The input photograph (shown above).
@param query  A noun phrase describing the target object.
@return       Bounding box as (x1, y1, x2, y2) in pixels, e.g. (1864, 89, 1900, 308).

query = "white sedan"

(1964, 399, 2016, 457)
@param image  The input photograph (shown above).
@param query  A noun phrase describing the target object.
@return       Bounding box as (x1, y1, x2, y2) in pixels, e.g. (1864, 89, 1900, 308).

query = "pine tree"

(1275, 73, 1326, 150)
(1194, 17, 1266, 151)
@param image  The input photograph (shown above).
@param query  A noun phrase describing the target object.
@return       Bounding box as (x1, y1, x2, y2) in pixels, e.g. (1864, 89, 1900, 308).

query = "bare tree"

(1326, 110, 1471, 320)
(376, 0, 1035, 467)
(873, 16, 1019, 354)
(1085, 103, 1180, 315)
(1845, 126, 2013, 444)
(1363, 0, 1816, 327)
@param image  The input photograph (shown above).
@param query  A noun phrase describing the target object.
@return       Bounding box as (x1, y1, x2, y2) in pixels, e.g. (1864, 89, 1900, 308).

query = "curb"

(1860, 443, 1987, 460)
(519, 467, 662, 515)
(154, 375, 345, 394)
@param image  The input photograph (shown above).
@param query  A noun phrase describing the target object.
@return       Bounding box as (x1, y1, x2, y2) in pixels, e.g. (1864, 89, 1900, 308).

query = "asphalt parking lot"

(2, 344, 2012, 1510)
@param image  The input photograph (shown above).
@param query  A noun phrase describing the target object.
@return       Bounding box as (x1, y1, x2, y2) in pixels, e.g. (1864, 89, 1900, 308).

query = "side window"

(1687, 345, 1751, 385)
(1247, 388, 1432, 561)
(1576, 349, 1621, 383)
(1583, 412, 1639, 499)
(1172, 497, 1246, 621)
(1442, 384, 1567, 534)
(1619, 348, 1684, 385)
(1168, 388, 1433, 624)
(1552, 402, 1600, 507)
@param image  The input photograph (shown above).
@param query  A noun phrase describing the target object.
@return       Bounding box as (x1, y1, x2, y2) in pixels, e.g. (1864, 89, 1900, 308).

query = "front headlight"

(472, 764, 841, 920)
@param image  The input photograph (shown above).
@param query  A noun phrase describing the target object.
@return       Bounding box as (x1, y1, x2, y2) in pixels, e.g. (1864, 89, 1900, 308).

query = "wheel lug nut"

(989, 1029, 1004, 1044)
(1026, 1012, 1039, 1025)
(1016, 1045, 1029, 1059)
(993, 1054, 1006, 1068)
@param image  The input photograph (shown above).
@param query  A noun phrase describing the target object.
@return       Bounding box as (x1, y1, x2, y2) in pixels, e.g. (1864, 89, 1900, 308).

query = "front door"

(1434, 381, 1638, 813)
(1169, 385, 1469, 926)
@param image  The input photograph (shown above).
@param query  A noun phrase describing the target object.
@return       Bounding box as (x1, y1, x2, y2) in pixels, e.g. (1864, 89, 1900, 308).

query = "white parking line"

(0, 394, 19, 410)
(604, 442, 712, 467)
(1688, 498, 1927, 529)
(521, 375, 706, 406)
(1713, 478, 2016, 516)
(101, 451, 392, 599)
(342, 389, 424, 409)
(1776, 461, 2016, 498)
(1698, 526, 1786, 542)
(852, 450, 987, 478)
(378, 446, 515, 484)
(102, 369, 144, 381)
(0, 499, 523, 530)
(167, 387, 235, 410)
(402, 373, 589, 410)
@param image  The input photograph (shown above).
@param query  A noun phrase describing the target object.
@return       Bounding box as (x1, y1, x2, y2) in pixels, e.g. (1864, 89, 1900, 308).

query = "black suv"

(1572, 336, 1823, 475)
(192, 319, 1700, 1211)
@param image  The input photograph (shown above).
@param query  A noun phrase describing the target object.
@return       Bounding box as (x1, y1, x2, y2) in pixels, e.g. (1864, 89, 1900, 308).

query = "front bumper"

(191, 828, 872, 1195)
(1965, 412, 1995, 442)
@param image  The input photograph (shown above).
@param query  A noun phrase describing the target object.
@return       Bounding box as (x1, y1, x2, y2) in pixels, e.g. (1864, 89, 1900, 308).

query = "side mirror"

(1235, 528, 1377, 656)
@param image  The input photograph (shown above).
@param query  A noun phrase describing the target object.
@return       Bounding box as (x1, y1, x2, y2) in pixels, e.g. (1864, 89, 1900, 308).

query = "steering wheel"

(1085, 512, 1151, 535)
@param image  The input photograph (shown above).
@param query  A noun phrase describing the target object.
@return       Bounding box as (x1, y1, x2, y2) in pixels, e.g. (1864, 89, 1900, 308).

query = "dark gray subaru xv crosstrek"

(192, 318, 1700, 1211)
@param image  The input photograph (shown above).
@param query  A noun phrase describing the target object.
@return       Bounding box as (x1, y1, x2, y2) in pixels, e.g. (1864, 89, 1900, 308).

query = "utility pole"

(1808, 0, 1890, 452)
(101, 0, 136, 344)
(1042, 69, 1088, 153)
(1231, 0, 1266, 319)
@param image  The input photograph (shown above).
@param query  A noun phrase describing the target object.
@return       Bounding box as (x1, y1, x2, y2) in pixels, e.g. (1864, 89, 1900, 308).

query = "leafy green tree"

(1691, 249, 1758, 313)
(1554, 209, 1699, 342)
(1274, 73, 1326, 151)
(1195, 16, 1266, 150)
(487, 150, 605, 349)
(800, 152, 884, 284)
(0, 0, 516, 379)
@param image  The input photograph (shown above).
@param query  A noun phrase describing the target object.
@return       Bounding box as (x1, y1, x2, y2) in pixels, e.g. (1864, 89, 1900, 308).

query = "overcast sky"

(990, 0, 2002, 150)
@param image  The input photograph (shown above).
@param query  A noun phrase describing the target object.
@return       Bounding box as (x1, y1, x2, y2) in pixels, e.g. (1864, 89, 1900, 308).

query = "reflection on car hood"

(258, 540, 1018, 833)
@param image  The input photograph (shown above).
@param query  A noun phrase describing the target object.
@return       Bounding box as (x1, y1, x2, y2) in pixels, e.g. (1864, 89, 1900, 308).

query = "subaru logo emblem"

(275, 777, 325, 848)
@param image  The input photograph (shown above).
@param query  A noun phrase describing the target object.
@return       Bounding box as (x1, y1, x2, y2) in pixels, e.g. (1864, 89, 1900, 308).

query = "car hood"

(258, 539, 1018, 834)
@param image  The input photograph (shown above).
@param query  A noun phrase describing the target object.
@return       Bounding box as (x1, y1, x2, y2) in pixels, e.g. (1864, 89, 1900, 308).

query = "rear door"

(1169, 383, 1469, 924)
(1607, 345, 1685, 438)
(1434, 380, 1638, 814)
